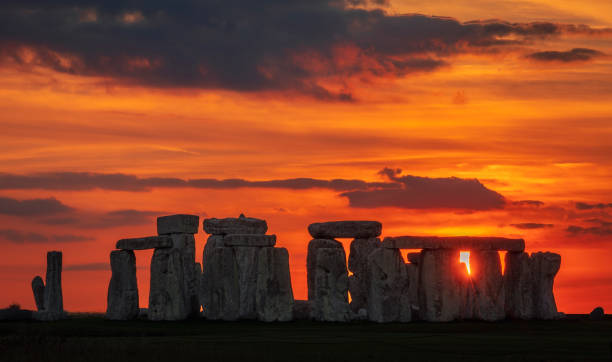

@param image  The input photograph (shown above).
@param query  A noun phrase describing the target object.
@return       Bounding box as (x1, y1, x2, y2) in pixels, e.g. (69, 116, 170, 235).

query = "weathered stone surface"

(293, 300, 311, 320)
(206, 247, 240, 321)
(195, 262, 202, 314)
(106, 250, 139, 320)
(157, 214, 199, 235)
(406, 263, 420, 316)
(200, 235, 223, 314)
(383, 236, 525, 252)
(407, 252, 421, 265)
(169, 233, 199, 317)
(311, 248, 351, 322)
(149, 248, 187, 321)
(256, 247, 294, 322)
(348, 237, 380, 312)
(41, 251, 63, 321)
(367, 248, 411, 323)
(308, 221, 382, 239)
(504, 251, 535, 319)
(418, 249, 471, 322)
(223, 234, 276, 247)
(31, 276, 45, 311)
(116, 236, 172, 250)
(203, 214, 267, 235)
(531, 252, 561, 320)
(470, 250, 505, 321)
(307, 239, 343, 300)
(234, 247, 260, 319)
(589, 307, 604, 321)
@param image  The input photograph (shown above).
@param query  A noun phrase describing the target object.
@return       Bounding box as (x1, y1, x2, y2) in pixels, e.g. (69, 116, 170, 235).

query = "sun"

(460, 251, 471, 275)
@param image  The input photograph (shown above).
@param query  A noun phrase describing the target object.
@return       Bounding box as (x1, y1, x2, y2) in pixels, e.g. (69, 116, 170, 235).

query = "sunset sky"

(1, 0, 611, 314)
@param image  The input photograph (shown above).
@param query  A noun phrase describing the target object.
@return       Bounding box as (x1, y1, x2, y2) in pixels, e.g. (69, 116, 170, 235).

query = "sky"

(0, 0, 611, 314)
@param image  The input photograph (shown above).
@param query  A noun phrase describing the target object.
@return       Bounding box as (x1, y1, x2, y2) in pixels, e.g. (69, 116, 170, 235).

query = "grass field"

(0, 314, 610, 362)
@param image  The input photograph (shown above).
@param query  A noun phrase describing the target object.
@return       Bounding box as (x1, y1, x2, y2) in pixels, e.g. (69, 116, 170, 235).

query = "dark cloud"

(0, 196, 73, 216)
(510, 223, 554, 229)
(0, 1, 608, 98)
(527, 48, 605, 62)
(40, 209, 159, 229)
(340, 167, 506, 210)
(511, 200, 545, 207)
(575, 202, 612, 210)
(566, 225, 612, 236)
(0, 229, 94, 244)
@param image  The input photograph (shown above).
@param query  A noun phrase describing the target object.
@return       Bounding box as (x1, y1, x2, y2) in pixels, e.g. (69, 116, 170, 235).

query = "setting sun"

(460, 251, 471, 274)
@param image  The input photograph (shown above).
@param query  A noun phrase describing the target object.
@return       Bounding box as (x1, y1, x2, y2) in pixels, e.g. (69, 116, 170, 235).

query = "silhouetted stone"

(307, 238, 343, 300)
(223, 234, 276, 247)
(116, 236, 172, 250)
(407, 252, 421, 265)
(37, 251, 64, 321)
(383, 236, 525, 252)
(589, 307, 604, 321)
(234, 246, 260, 319)
(293, 300, 311, 320)
(106, 250, 139, 320)
(207, 247, 240, 321)
(200, 235, 223, 314)
(311, 248, 351, 322)
(348, 237, 380, 312)
(366, 248, 411, 322)
(406, 262, 419, 316)
(470, 250, 505, 321)
(31, 276, 45, 311)
(504, 251, 535, 319)
(308, 221, 382, 239)
(169, 233, 199, 317)
(531, 252, 561, 320)
(418, 249, 470, 322)
(157, 214, 199, 235)
(149, 248, 187, 321)
(203, 214, 267, 235)
(256, 247, 294, 322)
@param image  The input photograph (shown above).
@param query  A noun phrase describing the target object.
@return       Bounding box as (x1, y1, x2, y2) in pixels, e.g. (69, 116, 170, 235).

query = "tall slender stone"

(504, 251, 534, 319)
(201, 235, 223, 315)
(256, 247, 294, 322)
(366, 248, 411, 322)
(31, 276, 45, 311)
(42, 251, 63, 320)
(169, 233, 199, 317)
(470, 250, 505, 321)
(348, 237, 380, 312)
(531, 252, 561, 320)
(405, 262, 420, 317)
(149, 248, 187, 321)
(235, 247, 260, 319)
(311, 248, 351, 322)
(307, 238, 343, 301)
(106, 250, 139, 320)
(207, 247, 240, 321)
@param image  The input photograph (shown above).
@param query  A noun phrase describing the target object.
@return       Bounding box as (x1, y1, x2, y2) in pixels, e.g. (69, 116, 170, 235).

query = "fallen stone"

(106, 250, 139, 320)
(306, 239, 343, 300)
(42, 251, 63, 320)
(116, 236, 172, 250)
(149, 248, 188, 321)
(223, 234, 276, 247)
(504, 251, 535, 319)
(235, 246, 260, 319)
(382, 236, 525, 252)
(206, 247, 240, 321)
(589, 307, 604, 321)
(311, 247, 351, 322)
(531, 252, 561, 320)
(418, 249, 471, 322)
(348, 237, 380, 312)
(470, 250, 505, 321)
(308, 221, 382, 239)
(407, 252, 421, 265)
(293, 300, 311, 320)
(256, 247, 294, 322)
(203, 214, 267, 235)
(157, 214, 199, 235)
(31, 276, 45, 311)
(367, 248, 411, 323)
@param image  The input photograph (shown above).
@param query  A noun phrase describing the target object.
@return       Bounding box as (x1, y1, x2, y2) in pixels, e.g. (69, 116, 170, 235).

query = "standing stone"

(405, 262, 420, 317)
(470, 250, 505, 321)
(207, 247, 240, 321)
(169, 233, 199, 317)
(311, 248, 351, 322)
(195, 262, 202, 314)
(366, 248, 411, 323)
(31, 276, 45, 311)
(348, 237, 380, 312)
(504, 251, 535, 319)
(42, 251, 63, 320)
(256, 247, 294, 322)
(235, 247, 260, 319)
(293, 300, 311, 320)
(589, 307, 604, 321)
(307, 238, 343, 301)
(200, 235, 223, 315)
(418, 249, 470, 322)
(531, 252, 561, 320)
(149, 248, 187, 321)
(106, 250, 139, 320)
(407, 252, 421, 265)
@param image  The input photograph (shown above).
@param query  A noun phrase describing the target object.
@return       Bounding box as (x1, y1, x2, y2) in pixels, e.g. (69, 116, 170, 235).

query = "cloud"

(510, 223, 554, 229)
(0, 229, 94, 244)
(527, 48, 605, 62)
(0, 196, 73, 216)
(566, 225, 612, 236)
(39, 209, 160, 229)
(511, 200, 545, 207)
(575, 202, 612, 210)
(0, 1, 608, 98)
(339, 167, 506, 210)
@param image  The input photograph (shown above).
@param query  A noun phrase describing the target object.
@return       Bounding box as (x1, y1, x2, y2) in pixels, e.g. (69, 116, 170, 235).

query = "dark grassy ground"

(0, 314, 611, 362)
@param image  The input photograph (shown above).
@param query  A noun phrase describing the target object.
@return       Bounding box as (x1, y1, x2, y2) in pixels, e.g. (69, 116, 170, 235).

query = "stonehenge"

(32, 251, 65, 321)
(106, 250, 139, 320)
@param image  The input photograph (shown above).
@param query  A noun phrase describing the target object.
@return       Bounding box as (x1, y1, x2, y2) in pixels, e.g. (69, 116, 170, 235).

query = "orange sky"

(0, 0, 611, 314)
